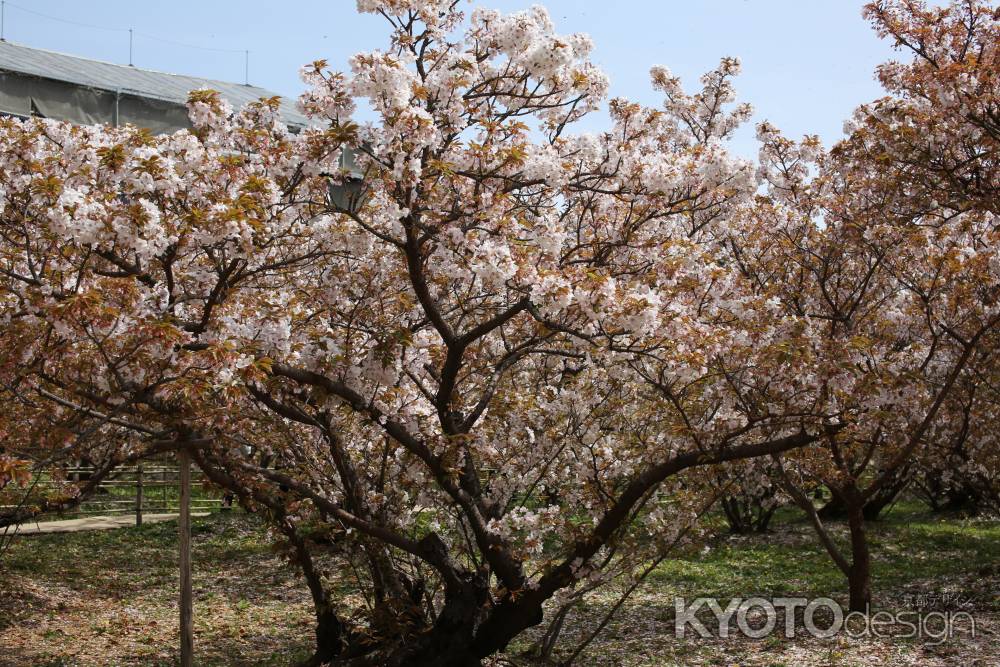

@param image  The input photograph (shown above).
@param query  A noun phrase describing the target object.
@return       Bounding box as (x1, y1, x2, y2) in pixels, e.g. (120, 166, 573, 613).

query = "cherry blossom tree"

(2, 0, 996, 662)
(742, 0, 1000, 612)
(856, 0, 1000, 518)
(0, 2, 831, 662)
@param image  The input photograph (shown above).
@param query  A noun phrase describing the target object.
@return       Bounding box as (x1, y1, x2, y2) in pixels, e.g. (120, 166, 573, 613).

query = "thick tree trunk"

(469, 594, 547, 661)
(392, 575, 492, 667)
(377, 582, 549, 667)
(721, 496, 747, 533)
(846, 506, 872, 613)
(755, 505, 777, 532)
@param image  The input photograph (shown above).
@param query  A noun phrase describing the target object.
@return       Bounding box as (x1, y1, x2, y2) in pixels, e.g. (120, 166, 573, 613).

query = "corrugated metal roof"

(0, 40, 309, 128)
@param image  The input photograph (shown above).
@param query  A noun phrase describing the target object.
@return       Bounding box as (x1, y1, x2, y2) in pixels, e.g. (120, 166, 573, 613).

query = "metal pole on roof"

(244, 50, 249, 86)
(129, 28, 133, 66)
(2, 1, 6, 42)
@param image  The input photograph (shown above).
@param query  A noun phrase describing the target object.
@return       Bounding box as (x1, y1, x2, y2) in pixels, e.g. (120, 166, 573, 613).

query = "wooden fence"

(2, 455, 225, 525)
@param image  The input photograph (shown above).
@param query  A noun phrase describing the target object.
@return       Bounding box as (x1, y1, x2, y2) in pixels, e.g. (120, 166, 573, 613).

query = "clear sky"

(0, 1, 902, 156)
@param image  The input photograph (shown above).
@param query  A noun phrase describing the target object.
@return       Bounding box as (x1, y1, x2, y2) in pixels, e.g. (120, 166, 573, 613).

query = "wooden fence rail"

(1, 458, 226, 525)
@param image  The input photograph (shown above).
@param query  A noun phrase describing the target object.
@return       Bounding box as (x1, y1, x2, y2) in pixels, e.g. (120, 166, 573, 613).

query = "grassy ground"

(0, 513, 314, 666)
(511, 502, 1000, 666)
(0, 502, 997, 666)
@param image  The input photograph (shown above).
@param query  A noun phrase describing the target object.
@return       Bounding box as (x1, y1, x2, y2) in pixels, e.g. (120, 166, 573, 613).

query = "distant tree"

(745, 0, 1000, 612)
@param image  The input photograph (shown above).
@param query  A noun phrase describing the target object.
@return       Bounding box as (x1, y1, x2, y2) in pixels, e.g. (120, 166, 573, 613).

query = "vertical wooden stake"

(179, 449, 193, 667)
(135, 462, 143, 527)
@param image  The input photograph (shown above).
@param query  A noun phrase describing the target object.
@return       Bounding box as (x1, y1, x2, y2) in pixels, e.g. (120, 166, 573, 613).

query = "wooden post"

(135, 463, 143, 526)
(179, 450, 193, 667)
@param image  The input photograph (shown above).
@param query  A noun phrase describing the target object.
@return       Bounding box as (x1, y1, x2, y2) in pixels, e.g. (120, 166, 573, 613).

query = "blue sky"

(1, 1, 901, 156)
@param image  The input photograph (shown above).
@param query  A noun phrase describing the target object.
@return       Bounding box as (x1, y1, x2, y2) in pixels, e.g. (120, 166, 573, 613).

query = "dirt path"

(9, 512, 210, 535)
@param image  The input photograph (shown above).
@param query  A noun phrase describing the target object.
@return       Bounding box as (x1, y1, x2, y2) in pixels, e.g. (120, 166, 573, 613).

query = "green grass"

(647, 500, 1000, 611)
